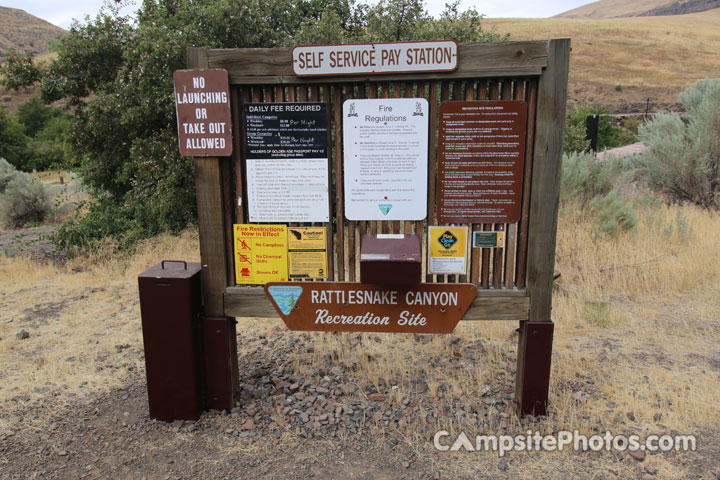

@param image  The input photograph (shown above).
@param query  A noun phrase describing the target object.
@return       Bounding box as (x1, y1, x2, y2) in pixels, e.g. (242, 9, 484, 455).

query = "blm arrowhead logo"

(438, 231, 457, 249)
(379, 204, 392, 215)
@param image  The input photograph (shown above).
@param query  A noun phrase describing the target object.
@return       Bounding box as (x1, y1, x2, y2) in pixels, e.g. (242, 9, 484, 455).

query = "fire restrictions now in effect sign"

(437, 101, 527, 223)
(292, 41, 457, 76)
(173, 69, 232, 157)
(265, 282, 477, 334)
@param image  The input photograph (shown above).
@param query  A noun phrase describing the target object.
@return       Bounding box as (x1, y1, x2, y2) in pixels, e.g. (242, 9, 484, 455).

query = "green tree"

(1, 0, 505, 249)
(16, 97, 62, 137)
(0, 108, 29, 170)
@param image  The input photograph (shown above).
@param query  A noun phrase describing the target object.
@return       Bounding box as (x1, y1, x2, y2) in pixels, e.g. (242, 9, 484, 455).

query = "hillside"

(0, 7, 64, 113)
(0, 6, 65, 57)
(555, 0, 720, 18)
(492, 8, 720, 112)
(555, 0, 670, 18)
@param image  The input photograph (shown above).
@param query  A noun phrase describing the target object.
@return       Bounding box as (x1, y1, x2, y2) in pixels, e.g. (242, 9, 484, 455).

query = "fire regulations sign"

(292, 41, 458, 76)
(343, 98, 428, 220)
(265, 282, 477, 334)
(173, 69, 232, 157)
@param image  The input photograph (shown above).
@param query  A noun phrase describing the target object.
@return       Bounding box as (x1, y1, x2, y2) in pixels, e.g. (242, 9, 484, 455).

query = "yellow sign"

(234, 224, 288, 284)
(288, 227, 328, 279)
(428, 226, 468, 275)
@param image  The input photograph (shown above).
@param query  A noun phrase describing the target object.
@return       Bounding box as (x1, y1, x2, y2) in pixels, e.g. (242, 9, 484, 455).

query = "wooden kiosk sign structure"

(177, 39, 570, 416)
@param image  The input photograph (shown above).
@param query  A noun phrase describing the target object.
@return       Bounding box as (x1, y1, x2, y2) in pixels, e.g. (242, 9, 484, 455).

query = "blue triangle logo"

(268, 286, 303, 315)
(379, 204, 392, 215)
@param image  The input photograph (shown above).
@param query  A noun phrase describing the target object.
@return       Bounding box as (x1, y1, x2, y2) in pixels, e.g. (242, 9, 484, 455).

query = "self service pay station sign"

(292, 41, 458, 76)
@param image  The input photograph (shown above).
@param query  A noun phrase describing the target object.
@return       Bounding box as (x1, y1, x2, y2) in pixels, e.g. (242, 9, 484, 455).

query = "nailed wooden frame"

(188, 40, 570, 415)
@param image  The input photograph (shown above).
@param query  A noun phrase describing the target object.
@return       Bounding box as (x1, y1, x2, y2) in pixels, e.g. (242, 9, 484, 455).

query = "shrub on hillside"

(0, 158, 19, 193)
(0, 173, 51, 227)
(561, 151, 640, 237)
(561, 151, 637, 203)
(590, 189, 638, 237)
(637, 79, 720, 209)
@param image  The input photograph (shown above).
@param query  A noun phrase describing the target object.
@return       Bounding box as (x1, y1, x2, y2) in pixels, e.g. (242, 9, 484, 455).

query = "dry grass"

(0, 229, 199, 429)
(491, 9, 720, 108)
(1, 203, 719, 476)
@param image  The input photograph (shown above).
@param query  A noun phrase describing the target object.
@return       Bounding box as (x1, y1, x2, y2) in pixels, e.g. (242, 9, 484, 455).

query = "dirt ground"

(1, 208, 719, 480)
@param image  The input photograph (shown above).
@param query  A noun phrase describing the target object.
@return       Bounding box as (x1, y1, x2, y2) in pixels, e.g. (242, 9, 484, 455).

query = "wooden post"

(188, 47, 238, 411)
(515, 39, 570, 416)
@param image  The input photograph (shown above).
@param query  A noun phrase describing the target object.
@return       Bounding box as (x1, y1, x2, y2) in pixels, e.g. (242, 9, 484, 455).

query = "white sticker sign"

(343, 98, 428, 221)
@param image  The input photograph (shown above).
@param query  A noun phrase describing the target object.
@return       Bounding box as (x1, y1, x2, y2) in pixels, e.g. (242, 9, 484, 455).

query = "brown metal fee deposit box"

(360, 234, 422, 285)
(138, 260, 203, 421)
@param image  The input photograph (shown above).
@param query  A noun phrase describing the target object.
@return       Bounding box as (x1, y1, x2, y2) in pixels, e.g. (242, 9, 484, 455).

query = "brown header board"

(265, 282, 477, 334)
(437, 101, 527, 223)
(173, 69, 232, 157)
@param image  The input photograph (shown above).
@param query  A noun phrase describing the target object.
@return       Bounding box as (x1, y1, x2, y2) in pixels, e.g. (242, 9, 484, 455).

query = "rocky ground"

(1, 224, 720, 479)
(2, 321, 720, 479)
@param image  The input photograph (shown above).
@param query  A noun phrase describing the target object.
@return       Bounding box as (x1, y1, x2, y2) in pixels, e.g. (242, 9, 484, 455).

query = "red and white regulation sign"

(292, 41, 458, 76)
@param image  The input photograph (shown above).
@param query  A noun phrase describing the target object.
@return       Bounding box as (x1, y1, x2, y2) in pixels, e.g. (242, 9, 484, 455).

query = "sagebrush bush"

(591, 189, 638, 237)
(0, 173, 51, 227)
(0, 157, 19, 193)
(561, 151, 637, 203)
(637, 79, 720, 209)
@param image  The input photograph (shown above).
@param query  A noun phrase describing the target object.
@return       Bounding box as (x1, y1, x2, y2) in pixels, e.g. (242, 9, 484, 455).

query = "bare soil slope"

(555, 0, 673, 19)
(0, 7, 65, 57)
(554, 0, 720, 18)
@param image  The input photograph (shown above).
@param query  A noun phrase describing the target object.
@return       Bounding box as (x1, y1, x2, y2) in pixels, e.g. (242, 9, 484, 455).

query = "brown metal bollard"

(138, 260, 203, 421)
(201, 315, 239, 411)
(515, 321, 555, 416)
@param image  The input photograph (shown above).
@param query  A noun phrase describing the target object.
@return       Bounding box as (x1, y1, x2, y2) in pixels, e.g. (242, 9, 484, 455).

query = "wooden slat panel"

(492, 80, 513, 288)
(504, 80, 525, 288)
(527, 39, 570, 321)
(516, 81, 538, 289)
(471, 80, 488, 285)
(322, 84, 335, 282)
(224, 287, 528, 320)
(207, 42, 549, 84)
(403, 82, 415, 236)
(425, 81, 439, 283)
(231, 87, 246, 225)
(221, 157, 235, 286)
(344, 84, 356, 281)
(333, 86, 345, 281)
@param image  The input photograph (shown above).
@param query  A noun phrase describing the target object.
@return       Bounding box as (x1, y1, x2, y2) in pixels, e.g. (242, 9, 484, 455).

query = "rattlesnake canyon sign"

(265, 282, 477, 333)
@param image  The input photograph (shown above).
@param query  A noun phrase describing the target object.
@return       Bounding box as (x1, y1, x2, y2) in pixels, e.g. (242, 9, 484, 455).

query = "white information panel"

(246, 158, 329, 222)
(343, 98, 428, 221)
